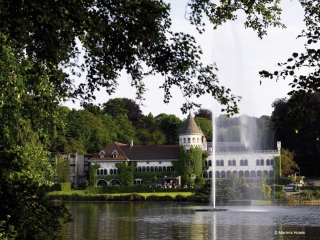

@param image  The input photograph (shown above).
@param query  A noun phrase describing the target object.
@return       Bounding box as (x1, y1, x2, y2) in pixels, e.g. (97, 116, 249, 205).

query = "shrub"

(51, 182, 72, 191)
(130, 193, 145, 201)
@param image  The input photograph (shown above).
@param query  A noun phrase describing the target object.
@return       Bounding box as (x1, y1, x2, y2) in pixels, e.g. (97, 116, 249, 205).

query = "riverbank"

(47, 191, 193, 202)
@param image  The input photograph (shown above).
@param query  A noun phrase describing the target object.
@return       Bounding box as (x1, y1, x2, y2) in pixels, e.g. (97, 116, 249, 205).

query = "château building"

(87, 113, 280, 186)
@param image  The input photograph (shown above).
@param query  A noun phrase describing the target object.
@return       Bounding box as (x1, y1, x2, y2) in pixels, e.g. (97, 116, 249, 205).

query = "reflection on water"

(61, 203, 320, 240)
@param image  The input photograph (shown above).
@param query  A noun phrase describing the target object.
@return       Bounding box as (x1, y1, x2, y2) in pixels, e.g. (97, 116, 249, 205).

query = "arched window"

(257, 170, 262, 177)
(266, 159, 270, 166)
(239, 171, 244, 178)
(97, 170, 100, 175)
(138, 166, 142, 172)
(188, 138, 191, 143)
(233, 170, 237, 177)
(240, 160, 244, 166)
(221, 171, 226, 178)
(203, 171, 208, 178)
(193, 137, 196, 143)
(245, 170, 250, 178)
(263, 170, 268, 177)
(260, 159, 264, 166)
(146, 166, 150, 172)
(104, 169, 107, 175)
(142, 166, 146, 172)
(244, 159, 248, 166)
(232, 160, 236, 166)
(251, 170, 256, 178)
(216, 171, 220, 178)
(209, 171, 212, 179)
(227, 171, 232, 178)
(228, 160, 232, 166)
(150, 166, 154, 172)
(216, 160, 220, 166)
(110, 169, 113, 175)
(184, 138, 186, 143)
(270, 159, 274, 166)
(97, 179, 108, 186)
(256, 159, 260, 166)
(99, 169, 104, 175)
(220, 160, 224, 166)
(155, 166, 158, 172)
(269, 170, 274, 178)
(208, 160, 212, 166)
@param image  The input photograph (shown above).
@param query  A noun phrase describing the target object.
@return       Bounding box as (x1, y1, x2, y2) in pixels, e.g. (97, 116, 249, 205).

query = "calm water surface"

(61, 202, 320, 240)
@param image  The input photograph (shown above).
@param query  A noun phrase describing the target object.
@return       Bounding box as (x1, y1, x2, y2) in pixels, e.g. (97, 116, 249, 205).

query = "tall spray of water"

(211, 96, 216, 208)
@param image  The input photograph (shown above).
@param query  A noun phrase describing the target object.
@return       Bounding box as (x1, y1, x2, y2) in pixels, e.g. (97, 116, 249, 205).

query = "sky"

(65, 0, 306, 120)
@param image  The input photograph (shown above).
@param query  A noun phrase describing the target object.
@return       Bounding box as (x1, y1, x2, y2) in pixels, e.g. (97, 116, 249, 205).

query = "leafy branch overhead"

(259, 0, 320, 127)
(1, 0, 245, 115)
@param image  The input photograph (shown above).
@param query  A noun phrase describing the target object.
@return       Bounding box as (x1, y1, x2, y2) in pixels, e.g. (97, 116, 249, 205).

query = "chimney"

(129, 139, 133, 148)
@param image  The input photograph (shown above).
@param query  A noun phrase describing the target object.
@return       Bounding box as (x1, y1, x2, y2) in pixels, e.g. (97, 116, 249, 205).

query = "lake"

(61, 202, 320, 239)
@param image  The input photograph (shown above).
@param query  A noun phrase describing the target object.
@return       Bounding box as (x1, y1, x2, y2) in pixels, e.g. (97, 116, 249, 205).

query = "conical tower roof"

(179, 112, 203, 135)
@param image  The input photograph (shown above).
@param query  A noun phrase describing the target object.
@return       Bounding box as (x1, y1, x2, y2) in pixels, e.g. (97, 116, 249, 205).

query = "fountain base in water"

(195, 208, 229, 212)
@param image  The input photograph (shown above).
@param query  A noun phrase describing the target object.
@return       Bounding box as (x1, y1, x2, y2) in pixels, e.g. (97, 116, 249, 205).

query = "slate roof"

(89, 142, 180, 161)
(179, 113, 203, 135)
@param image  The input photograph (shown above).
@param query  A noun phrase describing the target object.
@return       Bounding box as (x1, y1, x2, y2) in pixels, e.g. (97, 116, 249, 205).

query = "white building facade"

(87, 113, 280, 186)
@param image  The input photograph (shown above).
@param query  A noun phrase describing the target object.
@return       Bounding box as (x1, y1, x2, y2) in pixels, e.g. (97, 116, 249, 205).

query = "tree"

(0, 0, 301, 237)
(156, 114, 183, 144)
(272, 93, 320, 176)
(281, 149, 298, 172)
(194, 117, 212, 141)
(1, 0, 241, 115)
(0, 36, 70, 239)
(195, 108, 212, 120)
(102, 98, 127, 118)
(260, 1, 320, 126)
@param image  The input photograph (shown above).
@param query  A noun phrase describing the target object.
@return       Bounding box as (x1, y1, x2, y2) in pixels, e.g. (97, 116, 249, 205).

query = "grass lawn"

(48, 190, 193, 198)
(132, 192, 192, 198)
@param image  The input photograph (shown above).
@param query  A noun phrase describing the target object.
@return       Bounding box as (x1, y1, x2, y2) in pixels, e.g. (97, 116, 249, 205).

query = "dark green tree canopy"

(1, 0, 243, 115)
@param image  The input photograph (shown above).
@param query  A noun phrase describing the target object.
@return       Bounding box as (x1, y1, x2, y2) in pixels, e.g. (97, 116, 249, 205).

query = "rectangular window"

(64, 157, 68, 162)
(69, 176, 75, 183)
(70, 157, 75, 165)
(70, 166, 75, 173)
(159, 161, 162, 164)
(54, 175, 58, 184)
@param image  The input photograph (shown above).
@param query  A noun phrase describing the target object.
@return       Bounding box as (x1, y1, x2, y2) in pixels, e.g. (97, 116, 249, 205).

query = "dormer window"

(111, 150, 118, 158)
(99, 150, 105, 158)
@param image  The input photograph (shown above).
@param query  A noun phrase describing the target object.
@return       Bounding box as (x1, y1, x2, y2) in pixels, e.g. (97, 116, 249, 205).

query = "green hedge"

(46, 193, 189, 202)
(85, 186, 194, 194)
(51, 183, 72, 191)
(301, 186, 320, 191)
(273, 185, 284, 192)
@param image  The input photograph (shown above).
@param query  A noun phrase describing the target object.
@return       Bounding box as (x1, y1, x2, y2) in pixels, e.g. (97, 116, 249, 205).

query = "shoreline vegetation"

(47, 190, 193, 202)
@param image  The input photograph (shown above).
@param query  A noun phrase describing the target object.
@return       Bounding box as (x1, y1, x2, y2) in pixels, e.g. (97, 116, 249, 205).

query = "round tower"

(179, 112, 207, 151)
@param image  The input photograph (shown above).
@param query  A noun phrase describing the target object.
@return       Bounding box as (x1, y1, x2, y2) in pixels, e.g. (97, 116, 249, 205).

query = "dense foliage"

(173, 147, 207, 187)
(47, 101, 274, 154)
(271, 93, 320, 176)
(2, 0, 320, 238)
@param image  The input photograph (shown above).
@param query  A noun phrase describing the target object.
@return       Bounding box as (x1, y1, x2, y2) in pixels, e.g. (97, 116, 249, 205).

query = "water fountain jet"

(196, 97, 229, 212)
